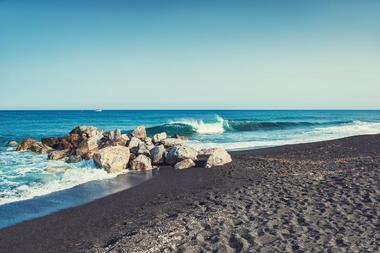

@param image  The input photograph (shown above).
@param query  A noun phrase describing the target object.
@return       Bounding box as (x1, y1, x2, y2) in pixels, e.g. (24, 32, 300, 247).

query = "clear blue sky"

(0, 0, 379, 109)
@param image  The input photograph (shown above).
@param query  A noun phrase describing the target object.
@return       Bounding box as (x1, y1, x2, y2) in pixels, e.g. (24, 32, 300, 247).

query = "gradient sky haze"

(0, 0, 379, 109)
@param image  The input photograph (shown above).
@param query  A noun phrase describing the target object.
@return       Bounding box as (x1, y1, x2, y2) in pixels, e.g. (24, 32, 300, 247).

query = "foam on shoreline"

(0, 149, 121, 205)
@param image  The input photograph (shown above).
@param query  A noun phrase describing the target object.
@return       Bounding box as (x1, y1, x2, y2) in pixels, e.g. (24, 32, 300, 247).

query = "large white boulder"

(161, 138, 184, 147)
(166, 144, 198, 165)
(152, 132, 167, 144)
(76, 135, 102, 159)
(174, 159, 195, 170)
(128, 136, 142, 149)
(130, 154, 153, 171)
(132, 125, 147, 140)
(199, 147, 232, 168)
(150, 144, 166, 164)
(116, 134, 129, 146)
(93, 146, 130, 173)
(137, 142, 151, 156)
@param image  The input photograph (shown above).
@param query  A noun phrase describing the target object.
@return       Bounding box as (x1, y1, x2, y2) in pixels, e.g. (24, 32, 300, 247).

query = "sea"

(1, 110, 380, 227)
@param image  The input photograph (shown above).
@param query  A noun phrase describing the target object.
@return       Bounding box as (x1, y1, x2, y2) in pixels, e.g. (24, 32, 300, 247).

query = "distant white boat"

(95, 108, 102, 112)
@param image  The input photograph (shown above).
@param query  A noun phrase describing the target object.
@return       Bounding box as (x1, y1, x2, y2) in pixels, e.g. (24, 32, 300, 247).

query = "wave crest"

(168, 116, 225, 134)
(145, 116, 354, 136)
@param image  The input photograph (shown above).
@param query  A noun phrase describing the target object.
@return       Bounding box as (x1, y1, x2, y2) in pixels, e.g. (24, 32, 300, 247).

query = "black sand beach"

(0, 134, 379, 252)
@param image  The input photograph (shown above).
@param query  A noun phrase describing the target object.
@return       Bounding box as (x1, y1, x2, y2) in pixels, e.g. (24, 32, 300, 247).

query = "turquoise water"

(1, 110, 380, 207)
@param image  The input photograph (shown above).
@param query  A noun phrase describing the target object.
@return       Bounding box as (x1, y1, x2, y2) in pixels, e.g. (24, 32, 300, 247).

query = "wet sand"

(0, 134, 379, 252)
(0, 171, 154, 228)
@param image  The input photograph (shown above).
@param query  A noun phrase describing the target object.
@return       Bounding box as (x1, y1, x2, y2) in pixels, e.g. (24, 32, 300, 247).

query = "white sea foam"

(0, 167, 119, 205)
(0, 150, 121, 205)
(169, 115, 225, 134)
(313, 120, 380, 136)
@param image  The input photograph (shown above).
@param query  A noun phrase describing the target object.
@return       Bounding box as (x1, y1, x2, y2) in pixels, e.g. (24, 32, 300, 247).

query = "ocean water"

(0, 110, 380, 216)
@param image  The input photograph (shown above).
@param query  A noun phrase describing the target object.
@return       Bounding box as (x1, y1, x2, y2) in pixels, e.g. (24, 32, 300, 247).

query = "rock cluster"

(15, 125, 232, 173)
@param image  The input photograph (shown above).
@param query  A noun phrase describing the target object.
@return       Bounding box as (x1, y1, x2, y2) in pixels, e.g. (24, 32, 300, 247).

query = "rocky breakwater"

(14, 125, 232, 173)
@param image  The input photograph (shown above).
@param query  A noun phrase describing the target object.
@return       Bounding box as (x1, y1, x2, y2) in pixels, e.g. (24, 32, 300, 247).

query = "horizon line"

(1, 108, 380, 111)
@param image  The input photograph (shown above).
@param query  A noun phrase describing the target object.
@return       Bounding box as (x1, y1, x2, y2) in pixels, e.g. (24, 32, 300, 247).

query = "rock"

(147, 144, 155, 151)
(166, 144, 198, 165)
(99, 134, 120, 148)
(105, 129, 124, 146)
(103, 129, 122, 141)
(98, 129, 129, 148)
(16, 138, 36, 151)
(98, 138, 112, 149)
(48, 149, 70, 160)
(98, 136, 115, 149)
(128, 136, 142, 149)
(150, 144, 166, 164)
(30, 142, 53, 154)
(129, 152, 136, 161)
(65, 133, 82, 148)
(70, 126, 102, 139)
(132, 125, 147, 140)
(113, 129, 122, 140)
(42, 137, 75, 150)
(137, 142, 151, 157)
(116, 134, 129, 146)
(93, 146, 130, 173)
(144, 137, 153, 146)
(161, 138, 184, 147)
(102, 131, 113, 140)
(77, 135, 102, 159)
(172, 134, 187, 140)
(100, 131, 129, 148)
(152, 132, 167, 143)
(130, 154, 153, 171)
(6, 140, 18, 146)
(174, 159, 195, 170)
(199, 147, 232, 168)
(41, 137, 60, 148)
(59, 138, 73, 150)
(66, 155, 82, 163)
(198, 148, 217, 156)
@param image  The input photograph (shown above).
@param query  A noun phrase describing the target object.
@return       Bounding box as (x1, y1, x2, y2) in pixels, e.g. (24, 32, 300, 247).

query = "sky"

(0, 0, 379, 109)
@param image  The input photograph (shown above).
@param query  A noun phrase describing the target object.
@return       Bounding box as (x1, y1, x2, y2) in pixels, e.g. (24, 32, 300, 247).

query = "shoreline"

(0, 134, 379, 252)
(0, 170, 155, 229)
(0, 134, 345, 225)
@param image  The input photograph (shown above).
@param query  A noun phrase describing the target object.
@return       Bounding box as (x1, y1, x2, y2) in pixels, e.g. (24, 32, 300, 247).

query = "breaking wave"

(145, 116, 354, 136)
(186, 120, 380, 150)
